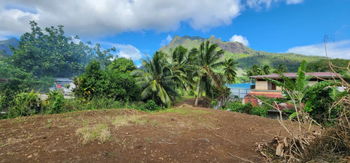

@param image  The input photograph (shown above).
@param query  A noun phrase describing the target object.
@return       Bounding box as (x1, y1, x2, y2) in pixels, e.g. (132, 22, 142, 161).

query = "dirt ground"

(0, 104, 297, 163)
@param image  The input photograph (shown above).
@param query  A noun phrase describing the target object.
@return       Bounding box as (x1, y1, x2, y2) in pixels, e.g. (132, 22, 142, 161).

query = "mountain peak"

(162, 35, 249, 54)
(0, 38, 19, 56)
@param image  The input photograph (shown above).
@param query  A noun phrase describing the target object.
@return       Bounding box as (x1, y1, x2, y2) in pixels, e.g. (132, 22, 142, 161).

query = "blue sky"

(0, 0, 350, 61)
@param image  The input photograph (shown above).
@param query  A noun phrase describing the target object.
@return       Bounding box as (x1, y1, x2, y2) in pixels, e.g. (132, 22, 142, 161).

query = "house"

(49, 78, 76, 96)
(244, 72, 340, 106)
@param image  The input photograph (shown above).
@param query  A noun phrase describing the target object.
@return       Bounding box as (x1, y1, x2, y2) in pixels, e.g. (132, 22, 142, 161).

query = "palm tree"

(132, 52, 177, 107)
(262, 65, 271, 75)
(166, 46, 195, 91)
(192, 41, 225, 106)
(223, 58, 237, 83)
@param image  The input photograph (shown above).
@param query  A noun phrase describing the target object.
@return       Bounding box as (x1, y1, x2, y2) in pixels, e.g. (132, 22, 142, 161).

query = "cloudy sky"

(0, 0, 349, 62)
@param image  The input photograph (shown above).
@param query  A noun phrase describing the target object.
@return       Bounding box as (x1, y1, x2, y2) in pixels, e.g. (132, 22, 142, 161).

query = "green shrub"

(84, 98, 123, 110)
(0, 94, 6, 111)
(224, 101, 269, 117)
(251, 106, 268, 117)
(45, 90, 65, 114)
(73, 60, 140, 101)
(225, 101, 253, 114)
(8, 91, 42, 118)
(140, 100, 161, 111)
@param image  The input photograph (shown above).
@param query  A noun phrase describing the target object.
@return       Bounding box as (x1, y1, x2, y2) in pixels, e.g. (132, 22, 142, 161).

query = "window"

(268, 81, 276, 90)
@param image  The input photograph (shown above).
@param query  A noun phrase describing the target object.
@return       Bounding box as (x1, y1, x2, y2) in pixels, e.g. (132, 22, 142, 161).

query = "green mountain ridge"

(0, 38, 19, 56)
(160, 36, 327, 71)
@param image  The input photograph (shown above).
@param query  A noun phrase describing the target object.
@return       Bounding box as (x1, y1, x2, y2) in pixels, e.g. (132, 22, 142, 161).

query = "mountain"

(0, 38, 19, 57)
(160, 36, 327, 71)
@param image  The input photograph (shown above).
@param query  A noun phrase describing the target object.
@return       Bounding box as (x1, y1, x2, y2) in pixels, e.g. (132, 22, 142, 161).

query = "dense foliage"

(74, 59, 140, 101)
(133, 52, 178, 107)
(0, 61, 53, 110)
(133, 41, 237, 107)
(11, 21, 93, 77)
(45, 90, 65, 114)
(268, 61, 341, 124)
(8, 91, 43, 118)
(224, 101, 268, 117)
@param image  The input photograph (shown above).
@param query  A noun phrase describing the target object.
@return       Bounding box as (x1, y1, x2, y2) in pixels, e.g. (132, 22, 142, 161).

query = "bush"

(0, 94, 6, 112)
(8, 91, 42, 118)
(224, 101, 269, 117)
(85, 98, 123, 110)
(251, 106, 268, 117)
(139, 100, 161, 111)
(225, 101, 253, 114)
(45, 90, 65, 114)
(73, 60, 140, 101)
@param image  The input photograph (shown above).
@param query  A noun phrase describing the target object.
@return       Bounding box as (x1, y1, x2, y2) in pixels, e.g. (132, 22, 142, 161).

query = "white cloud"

(0, 0, 303, 37)
(229, 34, 249, 46)
(160, 35, 173, 47)
(246, 0, 303, 9)
(113, 44, 144, 60)
(0, 8, 38, 37)
(287, 40, 350, 59)
(0, 0, 241, 37)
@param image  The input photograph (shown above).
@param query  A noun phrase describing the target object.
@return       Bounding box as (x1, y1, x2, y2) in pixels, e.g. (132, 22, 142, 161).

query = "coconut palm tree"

(223, 58, 237, 83)
(132, 52, 177, 107)
(166, 46, 195, 91)
(192, 41, 225, 106)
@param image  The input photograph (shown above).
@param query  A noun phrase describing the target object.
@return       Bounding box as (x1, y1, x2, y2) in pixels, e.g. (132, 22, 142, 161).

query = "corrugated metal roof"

(250, 72, 340, 79)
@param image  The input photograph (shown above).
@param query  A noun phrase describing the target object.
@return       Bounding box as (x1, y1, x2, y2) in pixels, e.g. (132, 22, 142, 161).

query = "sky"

(0, 0, 350, 64)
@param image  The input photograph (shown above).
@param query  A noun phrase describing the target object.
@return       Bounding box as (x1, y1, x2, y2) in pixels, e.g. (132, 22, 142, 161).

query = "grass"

(76, 124, 111, 144)
(113, 114, 158, 127)
(158, 107, 210, 115)
(113, 115, 143, 127)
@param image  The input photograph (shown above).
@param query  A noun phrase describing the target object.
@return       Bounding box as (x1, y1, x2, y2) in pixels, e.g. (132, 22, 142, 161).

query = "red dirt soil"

(0, 106, 295, 163)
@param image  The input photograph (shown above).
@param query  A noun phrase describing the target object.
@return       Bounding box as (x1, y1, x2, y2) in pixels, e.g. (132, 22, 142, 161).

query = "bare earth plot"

(0, 106, 293, 162)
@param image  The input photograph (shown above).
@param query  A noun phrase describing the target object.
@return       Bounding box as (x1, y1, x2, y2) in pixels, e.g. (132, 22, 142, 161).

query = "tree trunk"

(194, 80, 201, 106)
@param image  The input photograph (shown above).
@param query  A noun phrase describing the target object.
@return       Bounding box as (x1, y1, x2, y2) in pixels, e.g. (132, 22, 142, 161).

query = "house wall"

(308, 81, 318, 86)
(277, 86, 282, 91)
(255, 81, 268, 90)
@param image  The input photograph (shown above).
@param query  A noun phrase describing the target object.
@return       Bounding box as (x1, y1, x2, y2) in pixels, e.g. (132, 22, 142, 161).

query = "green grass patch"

(158, 108, 210, 115)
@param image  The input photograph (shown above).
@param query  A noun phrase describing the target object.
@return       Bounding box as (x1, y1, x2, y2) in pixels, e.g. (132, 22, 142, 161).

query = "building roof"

(55, 78, 73, 82)
(246, 91, 283, 98)
(250, 72, 340, 79)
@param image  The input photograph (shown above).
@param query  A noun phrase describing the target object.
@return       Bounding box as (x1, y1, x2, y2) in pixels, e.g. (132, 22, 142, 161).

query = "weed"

(45, 119, 53, 129)
(113, 115, 145, 127)
(76, 124, 111, 144)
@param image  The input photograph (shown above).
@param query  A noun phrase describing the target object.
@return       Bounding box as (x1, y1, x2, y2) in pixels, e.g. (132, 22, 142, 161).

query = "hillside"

(0, 38, 19, 56)
(160, 36, 326, 71)
(0, 106, 296, 162)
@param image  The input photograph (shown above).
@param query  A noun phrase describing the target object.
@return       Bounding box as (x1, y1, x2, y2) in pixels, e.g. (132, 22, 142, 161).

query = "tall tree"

(192, 41, 225, 106)
(11, 21, 93, 77)
(223, 58, 237, 83)
(166, 46, 196, 91)
(133, 52, 177, 107)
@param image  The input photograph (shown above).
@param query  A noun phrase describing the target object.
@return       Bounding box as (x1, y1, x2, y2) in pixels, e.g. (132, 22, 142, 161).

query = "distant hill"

(160, 36, 327, 71)
(0, 38, 19, 57)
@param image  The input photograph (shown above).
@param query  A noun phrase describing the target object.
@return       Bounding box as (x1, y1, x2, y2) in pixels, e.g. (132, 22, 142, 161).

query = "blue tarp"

(227, 83, 254, 98)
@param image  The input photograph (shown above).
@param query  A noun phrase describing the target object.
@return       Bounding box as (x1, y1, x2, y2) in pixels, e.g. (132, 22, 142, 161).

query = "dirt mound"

(0, 106, 295, 162)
